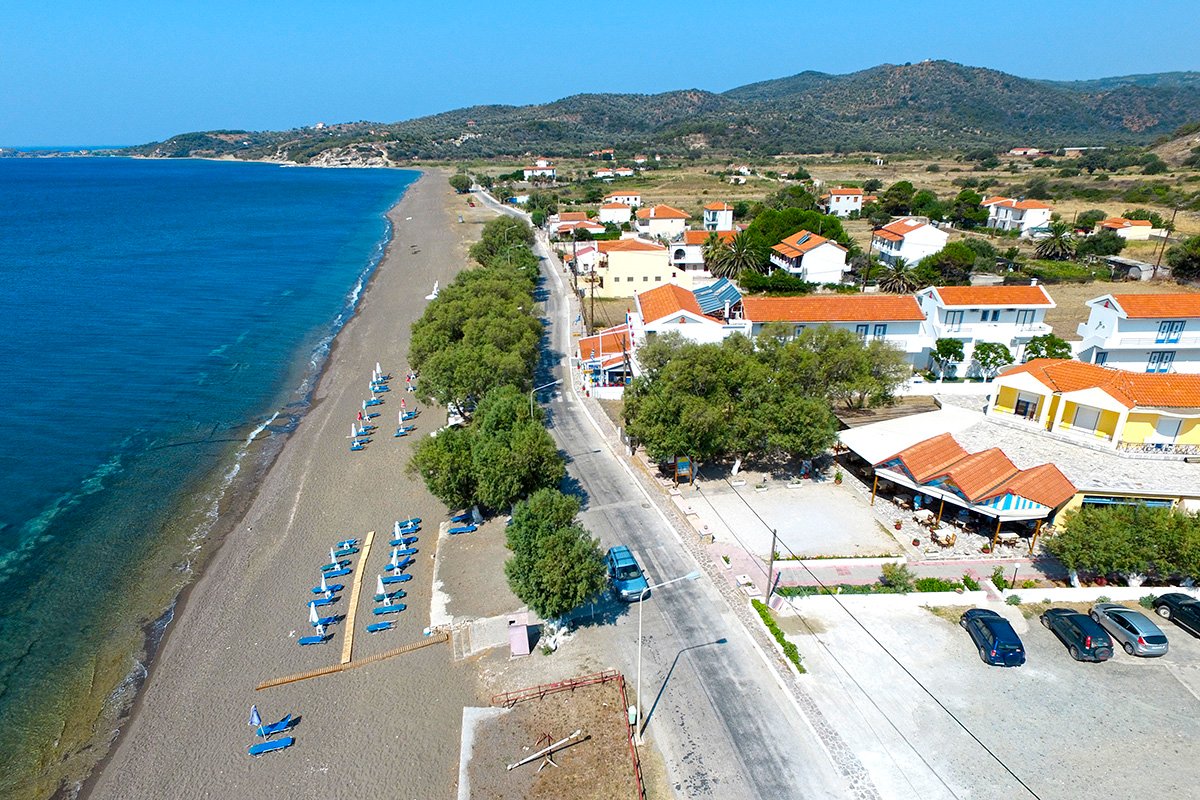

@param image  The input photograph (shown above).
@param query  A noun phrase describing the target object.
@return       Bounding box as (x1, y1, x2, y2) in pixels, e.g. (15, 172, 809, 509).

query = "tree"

(949, 189, 988, 228)
(877, 257, 919, 294)
(449, 173, 472, 193)
(1075, 230, 1125, 259)
(766, 184, 817, 211)
(715, 231, 768, 277)
(931, 338, 964, 380)
(1167, 235, 1200, 282)
(702, 231, 726, 268)
(1123, 208, 1171, 231)
(862, 178, 883, 194)
(973, 342, 1013, 380)
(1047, 505, 1200, 585)
(879, 181, 916, 215)
(743, 207, 853, 253)
(409, 427, 476, 508)
(504, 489, 607, 619)
(915, 241, 976, 286)
(910, 189, 945, 221)
(1023, 333, 1072, 361)
(1075, 209, 1107, 230)
(1034, 220, 1076, 261)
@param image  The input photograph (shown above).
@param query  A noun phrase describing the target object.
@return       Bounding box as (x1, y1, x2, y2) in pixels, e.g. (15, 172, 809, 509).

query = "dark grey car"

(1090, 603, 1169, 657)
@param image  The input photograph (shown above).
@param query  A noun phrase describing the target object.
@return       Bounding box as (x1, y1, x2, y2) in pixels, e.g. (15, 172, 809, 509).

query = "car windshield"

(615, 564, 642, 581)
(996, 643, 1021, 651)
(1144, 635, 1169, 644)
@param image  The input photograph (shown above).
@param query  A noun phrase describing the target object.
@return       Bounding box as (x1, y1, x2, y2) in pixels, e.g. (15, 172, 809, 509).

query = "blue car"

(960, 609, 1026, 667)
(606, 546, 649, 602)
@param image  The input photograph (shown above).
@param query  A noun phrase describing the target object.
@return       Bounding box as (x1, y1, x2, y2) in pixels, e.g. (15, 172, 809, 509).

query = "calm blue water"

(0, 157, 417, 795)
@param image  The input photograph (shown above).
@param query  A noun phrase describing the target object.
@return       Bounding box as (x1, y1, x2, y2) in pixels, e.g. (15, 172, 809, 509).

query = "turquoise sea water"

(0, 157, 417, 795)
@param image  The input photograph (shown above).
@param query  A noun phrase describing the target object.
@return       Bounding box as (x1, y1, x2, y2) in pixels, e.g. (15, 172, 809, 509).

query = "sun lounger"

(298, 633, 331, 646)
(389, 538, 417, 548)
(350, 442, 365, 451)
(365, 412, 380, 420)
(255, 714, 293, 737)
(372, 385, 390, 392)
(324, 567, 351, 578)
(336, 538, 358, 548)
(311, 583, 344, 594)
(384, 556, 414, 572)
(449, 525, 477, 534)
(312, 614, 339, 627)
(354, 437, 371, 445)
(392, 547, 417, 556)
(450, 511, 472, 523)
(321, 560, 350, 571)
(308, 597, 335, 608)
(373, 603, 406, 615)
(400, 410, 418, 421)
(373, 589, 406, 602)
(248, 737, 294, 757)
(397, 517, 421, 527)
(397, 523, 420, 534)
(393, 428, 409, 438)
(366, 621, 394, 633)
(333, 547, 359, 557)
(380, 573, 412, 585)
(365, 398, 383, 407)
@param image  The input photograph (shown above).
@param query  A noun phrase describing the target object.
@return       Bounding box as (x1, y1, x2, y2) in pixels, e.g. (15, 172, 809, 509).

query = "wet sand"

(87, 172, 494, 799)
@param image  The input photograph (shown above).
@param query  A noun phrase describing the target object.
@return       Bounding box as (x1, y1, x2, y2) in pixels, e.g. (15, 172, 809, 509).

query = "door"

(1072, 406, 1100, 433)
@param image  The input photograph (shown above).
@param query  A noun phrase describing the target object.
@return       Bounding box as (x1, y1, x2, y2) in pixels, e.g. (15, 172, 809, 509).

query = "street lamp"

(635, 569, 702, 744)
(530, 378, 562, 417)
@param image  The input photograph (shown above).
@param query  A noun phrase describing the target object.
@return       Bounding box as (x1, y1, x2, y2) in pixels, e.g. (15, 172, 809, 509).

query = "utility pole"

(1153, 206, 1178, 279)
(766, 529, 778, 604)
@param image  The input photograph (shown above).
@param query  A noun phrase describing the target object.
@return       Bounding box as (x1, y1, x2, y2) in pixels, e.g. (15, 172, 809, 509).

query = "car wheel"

(1069, 645, 1080, 661)
(959, 617, 967, 629)
(1157, 606, 1172, 619)
(979, 646, 988, 663)
(1123, 642, 1136, 656)
(1040, 615, 1050, 629)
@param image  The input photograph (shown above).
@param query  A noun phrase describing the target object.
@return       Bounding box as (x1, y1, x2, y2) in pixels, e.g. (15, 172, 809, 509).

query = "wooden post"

(870, 474, 879, 506)
(990, 518, 1002, 551)
(1028, 519, 1044, 554)
(936, 498, 946, 525)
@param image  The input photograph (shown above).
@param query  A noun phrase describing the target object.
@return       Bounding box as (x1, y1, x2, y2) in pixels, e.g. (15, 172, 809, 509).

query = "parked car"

(1090, 603, 1169, 657)
(959, 609, 1026, 667)
(1040, 608, 1113, 662)
(606, 546, 649, 602)
(1152, 593, 1200, 637)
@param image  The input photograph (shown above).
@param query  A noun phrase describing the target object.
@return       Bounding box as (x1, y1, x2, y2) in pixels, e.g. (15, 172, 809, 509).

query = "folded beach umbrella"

(376, 575, 386, 597)
(319, 573, 329, 594)
(249, 704, 262, 728)
(309, 603, 319, 626)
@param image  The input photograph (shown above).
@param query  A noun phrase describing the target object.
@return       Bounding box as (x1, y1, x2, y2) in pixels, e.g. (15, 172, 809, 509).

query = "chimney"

(1030, 278, 1038, 286)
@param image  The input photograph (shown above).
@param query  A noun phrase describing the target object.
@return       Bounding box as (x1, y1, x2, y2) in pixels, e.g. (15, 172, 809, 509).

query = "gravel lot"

(780, 594, 1200, 800)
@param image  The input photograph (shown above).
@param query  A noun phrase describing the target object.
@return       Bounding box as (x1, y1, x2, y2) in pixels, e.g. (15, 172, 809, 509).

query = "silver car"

(1090, 603, 1169, 657)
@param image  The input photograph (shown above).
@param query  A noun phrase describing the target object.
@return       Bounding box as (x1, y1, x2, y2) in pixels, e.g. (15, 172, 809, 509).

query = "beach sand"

(86, 172, 499, 799)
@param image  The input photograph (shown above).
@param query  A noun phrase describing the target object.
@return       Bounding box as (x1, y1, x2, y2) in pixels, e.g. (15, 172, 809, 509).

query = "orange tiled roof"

(874, 217, 928, 241)
(1099, 217, 1153, 229)
(829, 187, 863, 196)
(598, 238, 666, 253)
(741, 294, 924, 323)
(637, 283, 705, 323)
(935, 448, 1019, 501)
(683, 229, 737, 245)
(771, 230, 846, 259)
(599, 202, 630, 210)
(999, 359, 1200, 409)
(931, 285, 1055, 307)
(636, 204, 690, 221)
(1108, 293, 1200, 319)
(981, 196, 1051, 210)
(704, 202, 733, 211)
(578, 324, 631, 359)
(558, 211, 588, 222)
(879, 433, 969, 482)
(559, 220, 605, 231)
(981, 463, 1076, 509)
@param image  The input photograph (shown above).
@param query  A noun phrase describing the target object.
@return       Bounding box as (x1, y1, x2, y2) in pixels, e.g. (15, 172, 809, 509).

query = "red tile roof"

(599, 202, 630, 210)
(636, 204, 690, 221)
(598, 238, 666, 253)
(874, 217, 929, 241)
(742, 294, 924, 323)
(771, 230, 847, 259)
(1099, 217, 1152, 229)
(558, 211, 588, 222)
(683, 229, 737, 245)
(578, 324, 632, 360)
(936, 448, 1019, 500)
(981, 463, 1077, 509)
(1107, 293, 1200, 319)
(559, 220, 606, 232)
(1000, 359, 1200, 409)
(981, 196, 1052, 210)
(637, 283, 705, 323)
(930, 285, 1055, 307)
(704, 202, 733, 211)
(879, 433, 968, 482)
(829, 187, 863, 196)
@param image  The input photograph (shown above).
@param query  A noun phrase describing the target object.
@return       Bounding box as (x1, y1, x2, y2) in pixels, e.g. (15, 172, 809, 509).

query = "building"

(1097, 217, 1155, 241)
(917, 284, 1055, 368)
(533, 157, 552, 168)
(871, 218, 949, 266)
(628, 281, 740, 347)
(588, 148, 615, 159)
(593, 167, 615, 179)
(818, 188, 864, 218)
(668, 229, 736, 275)
(633, 154, 648, 164)
(614, 166, 635, 177)
(988, 358, 1200, 455)
(550, 211, 589, 236)
(560, 242, 599, 273)
(1076, 293, 1200, 374)
(981, 196, 1053, 237)
(739, 294, 930, 366)
(702, 202, 734, 231)
(522, 163, 556, 180)
(577, 323, 635, 389)
(598, 202, 632, 225)
(592, 238, 676, 298)
(556, 220, 607, 239)
(768, 230, 849, 284)
(635, 204, 690, 239)
(604, 191, 641, 207)
(1008, 147, 1043, 157)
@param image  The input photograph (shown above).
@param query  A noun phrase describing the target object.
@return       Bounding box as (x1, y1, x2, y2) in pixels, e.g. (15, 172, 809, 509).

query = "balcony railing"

(1117, 441, 1200, 456)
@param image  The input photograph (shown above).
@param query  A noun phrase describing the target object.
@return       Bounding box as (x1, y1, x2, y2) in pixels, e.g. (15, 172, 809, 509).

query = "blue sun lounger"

(298, 633, 331, 646)
(364, 397, 383, 407)
(374, 588, 405, 602)
(308, 596, 336, 608)
(393, 428, 410, 438)
(397, 517, 421, 527)
(400, 410, 418, 421)
(364, 411, 380, 420)
(321, 559, 350, 571)
(354, 437, 371, 445)
(333, 547, 359, 557)
(449, 525, 477, 534)
(380, 573, 412, 585)
(366, 621, 394, 633)
(350, 442, 365, 452)
(325, 567, 352, 578)
(389, 536, 417, 547)
(312, 614, 339, 627)
(372, 385, 390, 393)
(255, 714, 293, 737)
(373, 603, 406, 615)
(384, 556, 414, 572)
(312, 583, 344, 594)
(450, 511, 472, 523)
(392, 547, 417, 557)
(336, 538, 358, 549)
(248, 736, 295, 757)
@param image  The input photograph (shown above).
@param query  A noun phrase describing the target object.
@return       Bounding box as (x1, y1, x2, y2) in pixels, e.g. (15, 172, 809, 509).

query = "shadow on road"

(641, 638, 728, 736)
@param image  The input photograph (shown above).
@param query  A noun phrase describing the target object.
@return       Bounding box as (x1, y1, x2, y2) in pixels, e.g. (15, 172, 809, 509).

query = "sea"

(0, 157, 418, 797)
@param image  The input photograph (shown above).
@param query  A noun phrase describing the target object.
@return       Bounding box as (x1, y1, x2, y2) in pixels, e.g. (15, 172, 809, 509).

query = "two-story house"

(669, 229, 735, 276)
(818, 187, 864, 218)
(988, 358, 1200, 454)
(917, 284, 1056, 369)
(593, 167, 615, 179)
(981, 196, 1053, 237)
(739, 294, 930, 366)
(604, 192, 641, 207)
(635, 204, 690, 239)
(768, 230, 849, 284)
(1076, 293, 1200, 373)
(522, 161, 556, 180)
(703, 202, 734, 230)
(597, 202, 631, 225)
(592, 238, 679, 298)
(872, 218, 949, 266)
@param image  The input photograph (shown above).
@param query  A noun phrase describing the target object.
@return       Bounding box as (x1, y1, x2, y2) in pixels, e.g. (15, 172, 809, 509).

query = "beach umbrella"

(319, 572, 329, 593)
(329, 546, 337, 564)
(309, 604, 319, 626)
(350, 423, 357, 439)
(249, 704, 262, 728)
(389, 547, 398, 569)
(376, 362, 382, 376)
(376, 575, 386, 597)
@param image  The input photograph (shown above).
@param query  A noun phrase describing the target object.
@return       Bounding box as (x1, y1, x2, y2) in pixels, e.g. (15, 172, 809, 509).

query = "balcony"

(1087, 333, 1200, 349)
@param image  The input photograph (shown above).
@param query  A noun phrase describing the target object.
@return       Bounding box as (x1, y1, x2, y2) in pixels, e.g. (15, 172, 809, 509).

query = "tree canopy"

(449, 173, 472, 193)
(742, 207, 854, 255)
(915, 241, 976, 286)
(1048, 504, 1200, 584)
(1167, 235, 1200, 283)
(973, 342, 1013, 380)
(1024, 333, 1073, 361)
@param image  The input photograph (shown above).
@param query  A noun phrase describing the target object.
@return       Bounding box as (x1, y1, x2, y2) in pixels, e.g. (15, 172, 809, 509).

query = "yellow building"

(988, 359, 1200, 454)
(592, 238, 686, 298)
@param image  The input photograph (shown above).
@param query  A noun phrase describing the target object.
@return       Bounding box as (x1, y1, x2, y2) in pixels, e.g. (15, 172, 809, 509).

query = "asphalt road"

(480, 192, 851, 799)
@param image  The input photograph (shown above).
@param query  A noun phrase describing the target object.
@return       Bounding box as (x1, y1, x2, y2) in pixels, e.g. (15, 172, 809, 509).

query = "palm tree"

(717, 231, 768, 278)
(702, 231, 725, 267)
(877, 257, 918, 293)
(1035, 220, 1076, 261)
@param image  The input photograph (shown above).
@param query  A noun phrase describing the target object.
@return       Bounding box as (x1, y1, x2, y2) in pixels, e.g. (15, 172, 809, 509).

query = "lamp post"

(530, 378, 562, 417)
(635, 569, 702, 744)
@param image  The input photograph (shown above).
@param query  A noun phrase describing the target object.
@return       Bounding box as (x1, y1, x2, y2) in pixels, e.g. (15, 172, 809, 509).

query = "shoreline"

(64, 176, 419, 800)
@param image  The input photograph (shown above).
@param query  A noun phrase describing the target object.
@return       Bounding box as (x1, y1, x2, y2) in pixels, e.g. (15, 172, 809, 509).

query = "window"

(1015, 309, 1036, 328)
(945, 310, 963, 331)
(855, 324, 869, 338)
(654, 276, 662, 282)
(793, 325, 805, 338)
(980, 309, 1000, 322)
(642, 276, 649, 282)
(1095, 351, 1108, 366)
(873, 324, 888, 338)
(1157, 320, 1185, 344)
(1147, 351, 1175, 373)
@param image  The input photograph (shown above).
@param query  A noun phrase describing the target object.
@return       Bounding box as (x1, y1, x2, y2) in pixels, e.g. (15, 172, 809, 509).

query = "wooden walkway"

(256, 632, 448, 691)
(340, 529, 375, 664)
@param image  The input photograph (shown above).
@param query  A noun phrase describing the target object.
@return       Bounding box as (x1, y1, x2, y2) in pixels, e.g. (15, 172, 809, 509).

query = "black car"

(1040, 608, 1113, 662)
(1153, 593, 1200, 637)
(960, 609, 1026, 667)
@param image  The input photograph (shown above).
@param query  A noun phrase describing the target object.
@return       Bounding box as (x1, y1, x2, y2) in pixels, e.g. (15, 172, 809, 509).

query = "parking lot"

(779, 594, 1200, 800)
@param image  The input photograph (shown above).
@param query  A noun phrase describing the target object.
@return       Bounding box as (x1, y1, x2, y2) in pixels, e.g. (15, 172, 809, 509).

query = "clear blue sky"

(3, 0, 1198, 146)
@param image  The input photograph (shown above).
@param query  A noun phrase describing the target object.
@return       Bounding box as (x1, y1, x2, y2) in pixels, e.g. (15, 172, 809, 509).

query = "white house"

(556, 220, 607, 239)
(1076, 293, 1200, 374)
(533, 156, 553, 168)
(1008, 147, 1042, 157)
(818, 188, 864, 218)
(633, 154, 648, 164)
(615, 166, 635, 177)
(739, 294, 930, 367)
(522, 164, 556, 180)
(561, 242, 600, 274)
(668, 229, 735, 276)
(593, 167, 615, 179)
(605, 191, 641, 207)
(1097, 217, 1156, 241)
(917, 284, 1056, 370)
(550, 211, 589, 236)
(628, 280, 742, 349)
(598, 202, 632, 225)
(981, 196, 1053, 237)
(635, 204, 690, 239)
(703, 202, 734, 231)
(769, 230, 849, 284)
(871, 218, 948, 266)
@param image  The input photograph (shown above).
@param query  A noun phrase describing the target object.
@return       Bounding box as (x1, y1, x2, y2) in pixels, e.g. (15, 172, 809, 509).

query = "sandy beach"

(85, 171, 497, 799)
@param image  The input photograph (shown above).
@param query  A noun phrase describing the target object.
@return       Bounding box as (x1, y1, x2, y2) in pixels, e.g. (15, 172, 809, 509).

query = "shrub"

(961, 573, 981, 591)
(1020, 579, 1039, 589)
(751, 599, 806, 673)
(1140, 595, 1156, 610)
(1096, 595, 1111, 604)
(991, 566, 1010, 590)
(914, 576, 964, 592)
(1005, 594, 1022, 605)
(881, 563, 916, 592)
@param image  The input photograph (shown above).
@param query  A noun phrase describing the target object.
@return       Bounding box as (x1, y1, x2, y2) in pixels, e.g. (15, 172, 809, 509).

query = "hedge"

(751, 599, 806, 674)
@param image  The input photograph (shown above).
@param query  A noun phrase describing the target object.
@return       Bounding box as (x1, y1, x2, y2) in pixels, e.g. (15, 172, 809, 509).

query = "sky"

(3, 0, 1199, 146)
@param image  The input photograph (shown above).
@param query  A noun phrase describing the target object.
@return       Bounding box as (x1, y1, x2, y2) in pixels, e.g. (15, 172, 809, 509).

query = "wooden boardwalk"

(340, 529, 374, 664)
(256, 632, 448, 691)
